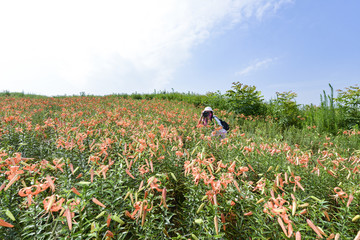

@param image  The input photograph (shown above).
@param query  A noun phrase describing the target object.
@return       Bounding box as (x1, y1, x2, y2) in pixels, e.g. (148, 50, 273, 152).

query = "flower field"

(0, 96, 359, 239)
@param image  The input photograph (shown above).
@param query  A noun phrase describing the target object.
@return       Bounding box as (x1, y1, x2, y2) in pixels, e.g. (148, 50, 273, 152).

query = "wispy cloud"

(235, 58, 278, 76)
(256, 0, 294, 19)
(0, 0, 291, 95)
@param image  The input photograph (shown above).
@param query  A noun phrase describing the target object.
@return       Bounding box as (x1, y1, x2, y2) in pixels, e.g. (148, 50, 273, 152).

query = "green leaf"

(170, 172, 177, 182)
(309, 196, 322, 202)
(5, 209, 16, 221)
(77, 181, 91, 186)
(111, 215, 125, 225)
(194, 219, 203, 224)
(95, 211, 106, 219)
(191, 234, 200, 240)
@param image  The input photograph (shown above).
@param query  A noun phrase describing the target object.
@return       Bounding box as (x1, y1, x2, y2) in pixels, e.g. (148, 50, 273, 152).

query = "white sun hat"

(204, 106, 213, 112)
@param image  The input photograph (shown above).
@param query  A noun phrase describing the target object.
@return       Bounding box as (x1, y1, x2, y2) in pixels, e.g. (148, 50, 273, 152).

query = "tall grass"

(301, 84, 339, 134)
(0, 91, 47, 98)
(319, 84, 337, 133)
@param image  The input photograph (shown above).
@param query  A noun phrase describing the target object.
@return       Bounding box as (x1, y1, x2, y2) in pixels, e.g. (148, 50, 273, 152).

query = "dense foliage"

(101, 82, 359, 134)
(335, 85, 360, 129)
(0, 94, 359, 239)
(225, 82, 265, 116)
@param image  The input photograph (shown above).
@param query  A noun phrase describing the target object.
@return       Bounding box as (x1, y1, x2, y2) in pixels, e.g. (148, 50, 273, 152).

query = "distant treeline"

(2, 82, 359, 134)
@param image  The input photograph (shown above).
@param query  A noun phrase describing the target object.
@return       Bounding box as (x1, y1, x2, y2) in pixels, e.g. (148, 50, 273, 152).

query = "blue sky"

(173, 1, 360, 104)
(0, 0, 359, 105)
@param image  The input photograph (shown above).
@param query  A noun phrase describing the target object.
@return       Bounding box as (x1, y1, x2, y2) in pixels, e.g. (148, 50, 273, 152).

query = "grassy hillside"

(0, 95, 359, 239)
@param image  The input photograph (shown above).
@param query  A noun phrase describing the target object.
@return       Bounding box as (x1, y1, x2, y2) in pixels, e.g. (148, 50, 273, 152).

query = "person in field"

(198, 106, 227, 139)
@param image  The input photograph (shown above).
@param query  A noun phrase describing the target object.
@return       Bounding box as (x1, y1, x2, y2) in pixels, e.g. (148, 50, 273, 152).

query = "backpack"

(219, 119, 230, 131)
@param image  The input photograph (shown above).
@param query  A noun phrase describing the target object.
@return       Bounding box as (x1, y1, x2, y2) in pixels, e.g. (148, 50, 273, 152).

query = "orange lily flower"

(71, 187, 81, 196)
(106, 230, 114, 238)
(126, 169, 135, 179)
(147, 177, 162, 192)
(90, 169, 94, 183)
(159, 188, 168, 209)
(53, 159, 65, 172)
(43, 195, 65, 212)
(244, 211, 253, 216)
(64, 208, 72, 231)
(354, 231, 360, 240)
(333, 187, 348, 203)
(5, 166, 23, 181)
(69, 163, 74, 174)
(18, 185, 41, 207)
(175, 151, 184, 157)
(227, 161, 236, 173)
(289, 174, 304, 192)
(92, 198, 106, 208)
(4, 174, 20, 191)
(306, 219, 324, 239)
(138, 165, 149, 175)
(0, 182, 6, 192)
(0, 218, 14, 228)
(278, 217, 289, 237)
(107, 214, 111, 227)
(46, 175, 55, 192)
(347, 194, 354, 207)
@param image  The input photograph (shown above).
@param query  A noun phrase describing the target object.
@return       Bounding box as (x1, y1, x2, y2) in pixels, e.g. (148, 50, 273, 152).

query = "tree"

(335, 85, 360, 129)
(225, 82, 265, 116)
(270, 91, 301, 128)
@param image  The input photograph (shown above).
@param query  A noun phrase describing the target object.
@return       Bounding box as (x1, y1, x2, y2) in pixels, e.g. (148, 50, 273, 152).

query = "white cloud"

(255, 0, 294, 19)
(235, 57, 278, 76)
(0, 0, 291, 95)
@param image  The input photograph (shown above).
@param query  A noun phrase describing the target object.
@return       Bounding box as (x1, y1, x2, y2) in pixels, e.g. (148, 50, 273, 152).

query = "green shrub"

(269, 91, 301, 128)
(225, 82, 265, 116)
(335, 85, 360, 129)
(203, 91, 228, 110)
